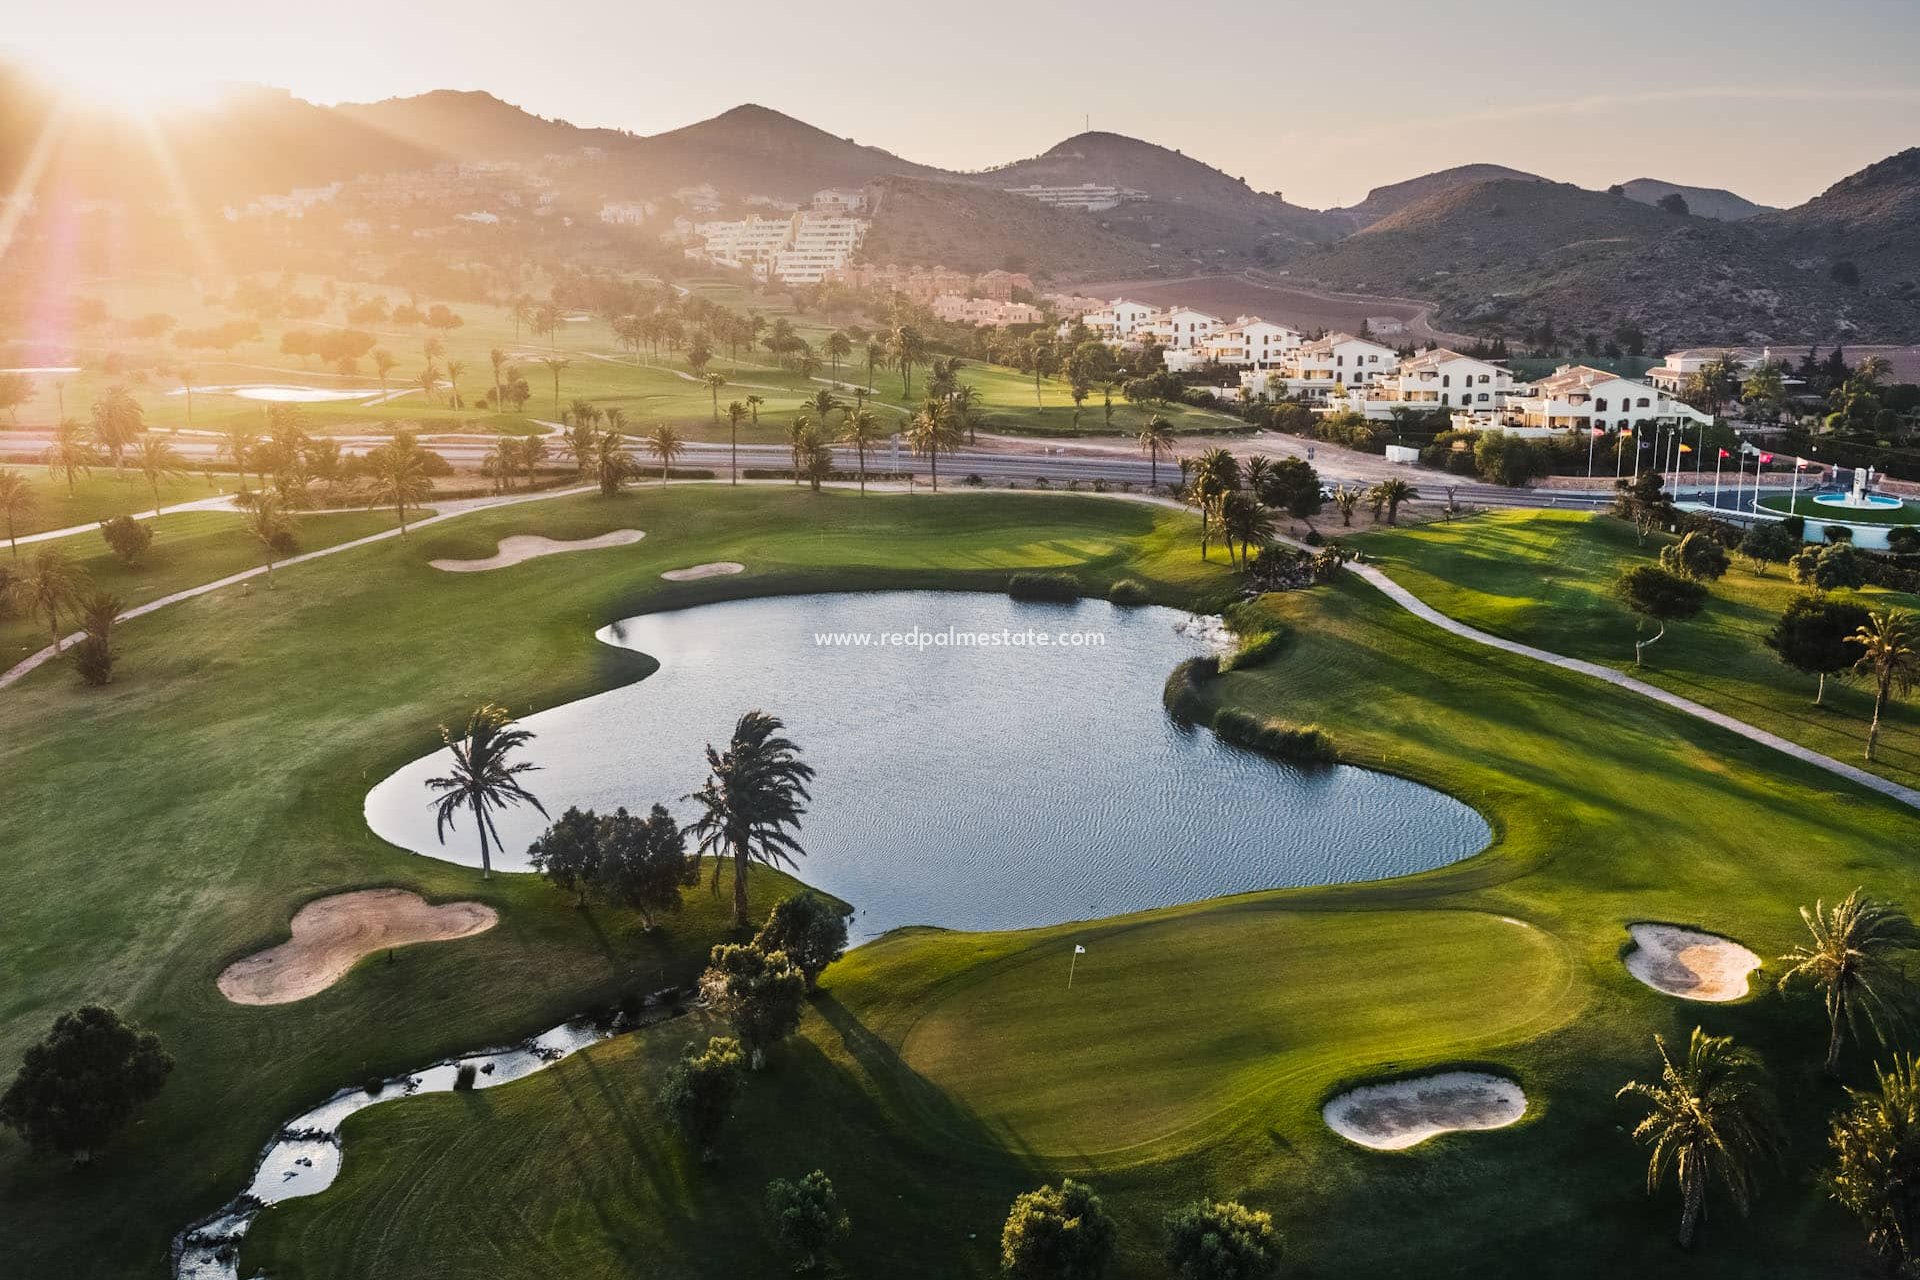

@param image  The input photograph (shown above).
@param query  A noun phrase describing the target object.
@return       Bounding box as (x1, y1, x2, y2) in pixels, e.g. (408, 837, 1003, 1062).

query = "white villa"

(1141, 307, 1222, 352)
(1003, 183, 1149, 212)
(1081, 299, 1158, 341)
(1329, 348, 1515, 419)
(1164, 316, 1304, 372)
(1643, 346, 1794, 395)
(931, 296, 1046, 327)
(1473, 364, 1713, 435)
(1240, 333, 1399, 401)
(686, 211, 870, 285)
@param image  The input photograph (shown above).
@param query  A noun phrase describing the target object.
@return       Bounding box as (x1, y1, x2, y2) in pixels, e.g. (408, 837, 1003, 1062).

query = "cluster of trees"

(1175, 447, 1415, 568)
(1620, 889, 1920, 1265)
(999, 1179, 1282, 1280)
(279, 327, 379, 374)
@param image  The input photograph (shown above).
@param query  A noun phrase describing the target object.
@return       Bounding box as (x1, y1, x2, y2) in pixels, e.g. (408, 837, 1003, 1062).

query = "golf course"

(2, 480, 1916, 1278)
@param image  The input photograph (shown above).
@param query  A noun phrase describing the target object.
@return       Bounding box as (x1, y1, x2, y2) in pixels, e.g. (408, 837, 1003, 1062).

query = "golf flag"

(1760, 452, 1774, 464)
(1798, 457, 1810, 469)
(1068, 944, 1086, 988)
(1719, 449, 1731, 459)
(1591, 426, 1605, 437)
(1074, 945, 1086, 954)
(1679, 443, 1693, 454)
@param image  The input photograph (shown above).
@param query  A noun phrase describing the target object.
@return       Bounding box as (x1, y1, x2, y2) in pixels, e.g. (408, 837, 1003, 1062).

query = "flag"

(1718, 449, 1731, 459)
(1679, 443, 1693, 454)
(1621, 427, 1634, 436)
(1760, 452, 1774, 464)
(1074, 945, 1086, 955)
(1797, 457, 1809, 469)
(1591, 426, 1605, 437)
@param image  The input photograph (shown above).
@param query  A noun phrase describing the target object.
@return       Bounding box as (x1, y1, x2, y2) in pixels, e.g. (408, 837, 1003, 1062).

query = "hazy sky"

(8, 0, 1919, 209)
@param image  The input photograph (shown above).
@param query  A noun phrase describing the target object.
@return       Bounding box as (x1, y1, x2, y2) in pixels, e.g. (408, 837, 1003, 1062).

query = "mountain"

(1289, 177, 1919, 346)
(336, 89, 635, 161)
(1617, 178, 1773, 222)
(961, 132, 1342, 265)
(1757, 147, 1920, 285)
(861, 175, 1161, 280)
(619, 104, 939, 201)
(1328, 164, 1548, 231)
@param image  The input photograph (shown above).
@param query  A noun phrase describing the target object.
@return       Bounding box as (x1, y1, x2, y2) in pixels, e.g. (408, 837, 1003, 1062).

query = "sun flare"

(25, 49, 218, 112)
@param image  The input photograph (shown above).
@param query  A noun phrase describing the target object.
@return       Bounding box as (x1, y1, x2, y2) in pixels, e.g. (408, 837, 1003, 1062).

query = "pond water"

(365, 593, 1489, 940)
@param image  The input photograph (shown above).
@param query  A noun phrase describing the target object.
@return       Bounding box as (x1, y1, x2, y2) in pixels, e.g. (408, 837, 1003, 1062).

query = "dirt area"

(1323, 1071, 1528, 1150)
(217, 889, 497, 1005)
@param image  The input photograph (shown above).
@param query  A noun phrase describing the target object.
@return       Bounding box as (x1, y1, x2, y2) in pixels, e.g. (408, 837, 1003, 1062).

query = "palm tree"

(825, 330, 852, 380)
(89, 386, 144, 472)
(444, 360, 466, 410)
(511, 296, 533, 342)
(793, 420, 835, 492)
(593, 427, 631, 497)
(745, 394, 764, 426)
(6, 545, 87, 652)
(1617, 1027, 1780, 1248)
(1827, 1054, 1920, 1273)
(645, 424, 685, 483)
(888, 324, 927, 397)
(1138, 416, 1175, 490)
(178, 366, 197, 424)
(561, 416, 599, 478)
(426, 704, 547, 880)
(217, 425, 260, 489)
(486, 438, 521, 493)
(1848, 610, 1920, 761)
(704, 372, 727, 421)
(41, 419, 97, 495)
(244, 491, 294, 587)
(363, 432, 434, 537)
(909, 397, 962, 492)
(539, 356, 570, 414)
(864, 340, 884, 392)
(951, 383, 980, 444)
(786, 415, 813, 486)
(1779, 890, 1920, 1073)
(373, 348, 397, 399)
(132, 434, 186, 515)
(1191, 448, 1239, 557)
(842, 409, 883, 494)
(725, 401, 748, 486)
(1333, 483, 1362, 527)
(423, 334, 445, 364)
(489, 348, 507, 404)
(806, 388, 840, 426)
(685, 711, 814, 928)
(416, 364, 440, 408)
(1220, 491, 1275, 567)
(1372, 477, 1418, 525)
(0, 467, 35, 559)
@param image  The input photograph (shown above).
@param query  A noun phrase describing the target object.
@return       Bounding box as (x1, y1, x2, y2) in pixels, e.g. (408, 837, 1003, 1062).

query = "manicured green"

(4, 488, 1918, 1279)
(1759, 494, 1920, 526)
(0, 468, 239, 537)
(1357, 508, 1920, 787)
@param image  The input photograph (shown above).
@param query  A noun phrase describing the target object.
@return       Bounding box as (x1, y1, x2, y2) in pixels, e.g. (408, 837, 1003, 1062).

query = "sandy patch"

(1324, 1072, 1527, 1150)
(1624, 923, 1761, 1002)
(660, 561, 745, 581)
(431, 530, 645, 572)
(217, 889, 497, 1005)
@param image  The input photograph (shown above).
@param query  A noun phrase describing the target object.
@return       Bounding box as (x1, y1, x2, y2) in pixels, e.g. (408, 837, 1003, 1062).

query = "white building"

(931, 296, 1046, 327)
(811, 188, 868, 215)
(688, 212, 870, 285)
(1241, 333, 1398, 401)
(1141, 307, 1222, 352)
(1330, 348, 1515, 420)
(599, 200, 653, 226)
(1080, 299, 1157, 341)
(1003, 183, 1149, 212)
(1644, 347, 1779, 394)
(1166, 316, 1304, 372)
(1477, 364, 1713, 434)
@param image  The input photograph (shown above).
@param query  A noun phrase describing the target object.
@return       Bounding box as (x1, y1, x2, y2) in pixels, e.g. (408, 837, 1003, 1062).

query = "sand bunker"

(661, 561, 745, 581)
(1624, 923, 1761, 1002)
(1324, 1072, 1527, 1150)
(217, 889, 497, 1005)
(430, 530, 645, 572)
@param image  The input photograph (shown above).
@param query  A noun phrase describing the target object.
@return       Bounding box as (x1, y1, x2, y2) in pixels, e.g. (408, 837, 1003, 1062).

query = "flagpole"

(1587, 426, 1597, 480)
(1790, 455, 1801, 517)
(1068, 949, 1078, 989)
(1615, 429, 1626, 483)
(1713, 447, 1723, 513)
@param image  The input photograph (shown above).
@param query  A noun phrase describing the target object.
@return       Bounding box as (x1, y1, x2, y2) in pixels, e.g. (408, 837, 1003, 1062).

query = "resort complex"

(4, 10, 1920, 1280)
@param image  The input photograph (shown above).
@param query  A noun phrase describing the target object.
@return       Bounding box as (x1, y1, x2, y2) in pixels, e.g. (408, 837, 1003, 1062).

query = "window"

(1637, 397, 1650, 408)
(1442, 375, 1451, 387)
(1477, 392, 1489, 402)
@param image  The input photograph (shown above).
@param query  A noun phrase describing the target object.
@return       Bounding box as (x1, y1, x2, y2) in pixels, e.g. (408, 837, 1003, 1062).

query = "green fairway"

(3, 487, 1918, 1278)
(1758, 493, 1920, 525)
(1356, 508, 1920, 787)
(0, 468, 241, 537)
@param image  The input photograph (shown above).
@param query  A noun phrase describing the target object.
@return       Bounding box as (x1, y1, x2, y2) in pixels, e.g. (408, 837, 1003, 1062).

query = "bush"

(753, 893, 853, 993)
(1824, 524, 1855, 543)
(1008, 571, 1082, 602)
(1209, 707, 1336, 764)
(0, 1006, 173, 1162)
(1001, 1179, 1116, 1280)
(1888, 526, 1920, 556)
(765, 1170, 850, 1272)
(1107, 578, 1150, 606)
(1658, 530, 1730, 582)
(97, 515, 152, 565)
(1781, 513, 1806, 540)
(1791, 542, 1869, 591)
(1739, 522, 1798, 571)
(1165, 1199, 1282, 1280)
(1162, 655, 1220, 720)
(453, 1063, 477, 1091)
(658, 1036, 745, 1161)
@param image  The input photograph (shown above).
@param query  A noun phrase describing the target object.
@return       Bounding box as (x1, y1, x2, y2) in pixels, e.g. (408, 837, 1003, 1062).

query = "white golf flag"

(1074, 945, 1086, 954)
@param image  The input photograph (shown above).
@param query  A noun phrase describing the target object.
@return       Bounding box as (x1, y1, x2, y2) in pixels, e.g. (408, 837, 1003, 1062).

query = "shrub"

(1162, 655, 1220, 719)
(364, 1077, 386, 1096)
(453, 1063, 477, 1091)
(765, 1169, 850, 1272)
(699, 945, 806, 1070)
(658, 1036, 745, 1162)
(1210, 707, 1336, 764)
(1888, 526, 1920, 556)
(1001, 1179, 1116, 1280)
(97, 515, 152, 565)
(753, 893, 853, 993)
(1792, 543, 1868, 591)
(1658, 530, 1730, 582)
(1008, 571, 1081, 602)
(0, 1005, 173, 1162)
(1107, 578, 1150, 606)
(1781, 513, 1806, 540)
(1824, 524, 1855, 543)
(1740, 522, 1797, 571)
(1164, 1199, 1282, 1280)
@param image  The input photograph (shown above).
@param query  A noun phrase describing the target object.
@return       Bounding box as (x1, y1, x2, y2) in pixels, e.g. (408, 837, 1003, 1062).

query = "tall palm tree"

(745, 394, 764, 426)
(685, 710, 814, 928)
(132, 434, 186, 516)
(89, 386, 144, 472)
(806, 388, 840, 426)
(704, 372, 727, 421)
(561, 417, 599, 478)
(444, 360, 467, 410)
(1192, 447, 1240, 556)
(373, 348, 396, 399)
(1848, 610, 1920, 761)
(864, 340, 884, 392)
(1219, 490, 1275, 567)
(1617, 1027, 1780, 1248)
(426, 704, 547, 881)
(416, 364, 440, 408)
(825, 330, 852, 380)
(41, 419, 97, 495)
(1373, 477, 1419, 525)
(1138, 416, 1175, 490)
(786, 414, 813, 486)
(539, 356, 570, 414)
(0, 467, 35, 559)
(645, 424, 685, 483)
(593, 427, 631, 497)
(725, 401, 748, 486)
(950, 383, 980, 444)
(489, 348, 507, 404)
(1827, 1054, 1920, 1273)
(909, 397, 962, 492)
(178, 366, 197, 424)
(888, 324, 927, 397)
(1779, 889, 1920, 1073)
(363, 432, 435, 537)
(244, 491, 294, 587)
(842, 409, 883, 494)
(5, 545, 87, 652)
(217, 425, 261, 489)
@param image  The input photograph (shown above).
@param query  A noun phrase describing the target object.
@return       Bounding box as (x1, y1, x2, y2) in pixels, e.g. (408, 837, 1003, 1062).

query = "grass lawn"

(1356, 508, 1920, 788)
(0, 468, 240, 538)
(4, 486, 1915, 1277)
(1758, 493, 1920, 525)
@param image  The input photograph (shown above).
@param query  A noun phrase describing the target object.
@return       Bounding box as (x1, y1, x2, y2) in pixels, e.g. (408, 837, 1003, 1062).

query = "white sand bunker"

(431, 529, 645, 572)
(1625, 923, 1761, 1002)
(1324, 1072, 1527, 1150)
(661, 561, 745, 581)
(217, 889, 497, 1005)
